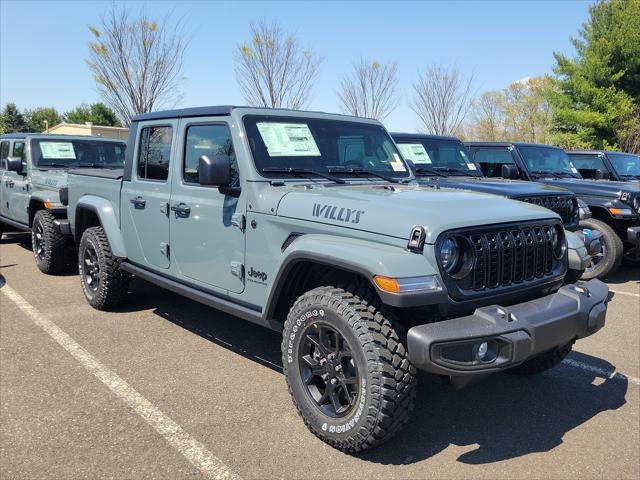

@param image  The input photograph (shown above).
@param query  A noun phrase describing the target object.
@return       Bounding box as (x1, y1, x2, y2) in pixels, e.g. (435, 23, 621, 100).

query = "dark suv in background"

(465, 142, 640, 277)
(566, 150, 640, 182)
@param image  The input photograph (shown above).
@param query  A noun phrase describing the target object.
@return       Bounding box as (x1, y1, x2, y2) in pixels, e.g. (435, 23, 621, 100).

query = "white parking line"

(610, 289, 640, 298)
(564, 358, 640, 386)
(1, 284, 240, 480)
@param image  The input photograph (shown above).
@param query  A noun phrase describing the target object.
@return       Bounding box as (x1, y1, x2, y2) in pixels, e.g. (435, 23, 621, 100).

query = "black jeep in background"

(465, 142, 640, 278)
(566, 150, 640, 182)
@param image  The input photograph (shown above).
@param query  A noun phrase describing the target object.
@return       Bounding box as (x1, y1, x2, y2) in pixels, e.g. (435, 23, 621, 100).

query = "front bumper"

(406, 279, 609, 376)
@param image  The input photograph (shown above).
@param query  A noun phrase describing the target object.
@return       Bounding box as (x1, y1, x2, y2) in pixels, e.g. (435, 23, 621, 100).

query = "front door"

(169, 120, 245, 293)
(121, 122, 177, 269)
(0, 140, 10, 219)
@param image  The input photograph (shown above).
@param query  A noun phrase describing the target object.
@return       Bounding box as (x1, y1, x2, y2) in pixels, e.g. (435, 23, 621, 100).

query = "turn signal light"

(373, 276, 401, 294)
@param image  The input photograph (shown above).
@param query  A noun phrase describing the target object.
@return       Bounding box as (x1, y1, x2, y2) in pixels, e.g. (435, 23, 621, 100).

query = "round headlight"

(552, 224, 566, 259)
(440, 237, 460, 273)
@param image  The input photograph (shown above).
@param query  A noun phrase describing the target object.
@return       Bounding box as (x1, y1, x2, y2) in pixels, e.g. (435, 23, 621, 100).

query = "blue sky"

(0, 0, 591, 131)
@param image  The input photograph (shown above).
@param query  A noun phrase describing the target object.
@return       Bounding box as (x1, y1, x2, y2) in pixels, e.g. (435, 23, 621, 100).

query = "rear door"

(121, 121, 177, 269)
(169, 119, 245, 293)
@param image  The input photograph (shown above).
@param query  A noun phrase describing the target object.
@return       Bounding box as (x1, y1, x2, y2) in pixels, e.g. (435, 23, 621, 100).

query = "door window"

(474, 148, 516, 177)
(183, 124, 238, 186)
(137, 126, 173, 181)
(0, 141, 9, 160)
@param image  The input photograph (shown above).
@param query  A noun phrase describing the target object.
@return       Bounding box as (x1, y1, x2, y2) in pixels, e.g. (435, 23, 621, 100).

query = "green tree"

(63, 103, 121, 126)
(0, 103, 27, 133)
(24, 107, 62, 132)
(549, 0, 640, 151)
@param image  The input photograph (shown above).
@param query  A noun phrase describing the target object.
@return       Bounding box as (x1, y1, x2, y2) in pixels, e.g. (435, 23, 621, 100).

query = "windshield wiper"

(262, 167, 346, 184)
(530, 170, 564, 179)
(433, 167, 476, 177)
(412, 166, 446, 177)
(620, 174, 640, 179)
(326, 166, 403, 184)
(37, 163, 69, 169)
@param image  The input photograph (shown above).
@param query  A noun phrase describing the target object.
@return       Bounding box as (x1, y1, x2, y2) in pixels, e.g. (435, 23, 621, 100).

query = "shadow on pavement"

(602, 265, 639, 284)
(117, 277, 629, 466)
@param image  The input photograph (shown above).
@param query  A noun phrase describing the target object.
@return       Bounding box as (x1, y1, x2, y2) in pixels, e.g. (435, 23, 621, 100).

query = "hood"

(30, 169, 69, 192)
(539, 178, 640, 198)
(276, 184, 559, 243)
(417, 176, 573, 198)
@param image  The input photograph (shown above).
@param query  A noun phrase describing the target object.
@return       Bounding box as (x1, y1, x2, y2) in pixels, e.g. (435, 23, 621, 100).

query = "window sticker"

(40, 142, 76, 159)
(256, 122, 321, 157)
(467, 163, 477, 170)
(397, 143, 431, 164)
(390, 152, 407, 172)
(569, 161, 579, 174)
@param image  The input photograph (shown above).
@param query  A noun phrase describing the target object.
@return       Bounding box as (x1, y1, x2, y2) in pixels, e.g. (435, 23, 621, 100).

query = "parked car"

(62, 106, 609, 452)
(0, 133, 126, 273)
(566, 150, 640, 182)
(465, 141, 640, 276)
(392, 133, 597, 283)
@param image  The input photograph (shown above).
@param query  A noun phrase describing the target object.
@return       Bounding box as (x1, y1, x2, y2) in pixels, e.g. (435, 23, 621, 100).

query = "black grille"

(439, 221, 565, 299)
(516, 195, 576, 226)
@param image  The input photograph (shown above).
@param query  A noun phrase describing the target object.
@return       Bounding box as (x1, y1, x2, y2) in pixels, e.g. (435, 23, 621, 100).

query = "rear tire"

(579, 218, 623, 279)
(282, 285, 416, 453)
(32, 210, 71, 274)
(78, 226, 130, 310)
(507, 341, 574, 376)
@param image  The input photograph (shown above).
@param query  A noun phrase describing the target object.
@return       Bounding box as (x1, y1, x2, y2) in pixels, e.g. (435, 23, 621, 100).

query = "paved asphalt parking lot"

(1, 231, 638, 480)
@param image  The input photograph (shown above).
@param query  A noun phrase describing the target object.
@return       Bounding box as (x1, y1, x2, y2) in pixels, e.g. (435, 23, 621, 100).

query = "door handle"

(5, 180, 14, 187)
(130, 196, 146, 209)
(170, 203, 191, 216)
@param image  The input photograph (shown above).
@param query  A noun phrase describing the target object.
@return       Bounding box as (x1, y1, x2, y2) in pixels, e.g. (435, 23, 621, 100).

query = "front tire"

(78, 226, 130, 310)
(507, 341, 574, 376)
(32, 210, 71, 274)
(579, 218, 623, 279)
(282, 285, 416, 453)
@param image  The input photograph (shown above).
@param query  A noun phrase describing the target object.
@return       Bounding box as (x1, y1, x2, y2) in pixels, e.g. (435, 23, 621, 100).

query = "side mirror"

(501, 163, 520, 179)
(594, 169, 605, 180)
(6, 157, 23, 173)
(198, 154, 231, 187)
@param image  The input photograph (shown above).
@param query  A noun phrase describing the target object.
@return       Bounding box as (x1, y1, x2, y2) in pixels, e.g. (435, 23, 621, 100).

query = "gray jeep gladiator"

(63, 106, 609, 452)
(392, 133, 597, 283)
(0, 133, 126, 273)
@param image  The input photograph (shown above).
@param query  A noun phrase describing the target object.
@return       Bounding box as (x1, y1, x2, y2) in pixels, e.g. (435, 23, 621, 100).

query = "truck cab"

(0, 133, 126, 273)
(465, 141, 640, 276)
(64, 106, 609, 453)
(566, 150, 640, 182)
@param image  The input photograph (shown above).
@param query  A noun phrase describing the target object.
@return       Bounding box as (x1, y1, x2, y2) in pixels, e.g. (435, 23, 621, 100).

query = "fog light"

(473, 341, 498, 363)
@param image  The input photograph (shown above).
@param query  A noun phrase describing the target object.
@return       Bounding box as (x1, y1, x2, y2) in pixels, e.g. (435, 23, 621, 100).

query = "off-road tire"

(78, 226, 130, 310)
(282, 285, 416, 453)
(579, 218, 623, 280)
(31, 210, 71, 274)
(507, 341, 574, 376)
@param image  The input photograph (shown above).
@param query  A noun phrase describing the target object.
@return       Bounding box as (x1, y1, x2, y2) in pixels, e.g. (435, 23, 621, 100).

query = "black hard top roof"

(565, 149, 631, 155)
(465, 141, 564, 150)
(391, 132, 462, 142)
(133, 105, 237, 122)
(0, 132, 29, 139)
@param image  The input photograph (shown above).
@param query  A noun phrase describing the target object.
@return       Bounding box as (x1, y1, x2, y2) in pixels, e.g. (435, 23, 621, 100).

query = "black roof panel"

(132, 105, 237, 122)
(391, 132, 462, 142)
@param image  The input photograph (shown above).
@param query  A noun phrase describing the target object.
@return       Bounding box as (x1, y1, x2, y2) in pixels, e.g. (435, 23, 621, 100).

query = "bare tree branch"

(86, 6, 188, 126)
(411, 65, 474, 136)
(337, 59, 399, 121)
(235, 21, 321, 110)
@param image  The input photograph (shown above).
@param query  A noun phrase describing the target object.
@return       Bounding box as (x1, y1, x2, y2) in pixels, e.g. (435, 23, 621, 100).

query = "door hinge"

(160, 242, 170, 258)
(231, 213, 245, 232)
(230, 261, 244, 280)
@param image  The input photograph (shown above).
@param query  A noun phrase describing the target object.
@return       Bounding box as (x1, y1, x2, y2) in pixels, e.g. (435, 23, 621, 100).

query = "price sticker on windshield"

(397, 143, 431, 164)
(40, 142, 76, 159)
(390, 153, 407, 172)
(256, 122, 321, 157)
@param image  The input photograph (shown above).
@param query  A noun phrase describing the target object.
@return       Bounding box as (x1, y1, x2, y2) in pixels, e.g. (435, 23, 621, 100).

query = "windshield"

(519, 146, 581, 178)
(607, 152, 640, 177)
(567, 153, 609, 179)
(243, 115, 410, 180)
(31, 139, 126, 169)
(395, 138, 481, 176)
